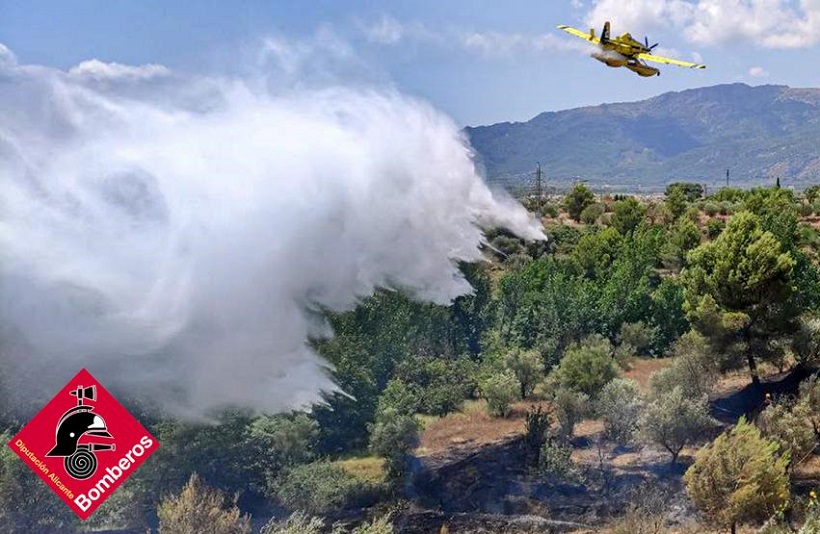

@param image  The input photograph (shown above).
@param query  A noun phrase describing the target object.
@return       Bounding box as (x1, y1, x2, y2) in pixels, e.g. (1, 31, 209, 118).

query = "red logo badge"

(7, 369, 159, 520)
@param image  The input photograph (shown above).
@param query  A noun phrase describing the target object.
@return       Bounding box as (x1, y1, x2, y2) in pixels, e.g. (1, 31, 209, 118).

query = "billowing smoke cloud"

(0, 44, 543, 417)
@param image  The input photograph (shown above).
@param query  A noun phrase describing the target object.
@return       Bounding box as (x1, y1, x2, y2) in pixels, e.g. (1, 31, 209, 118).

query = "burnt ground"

(390, 365, 820, 534)
(401, 433, 695, 533)
(711, 363, 820, 423)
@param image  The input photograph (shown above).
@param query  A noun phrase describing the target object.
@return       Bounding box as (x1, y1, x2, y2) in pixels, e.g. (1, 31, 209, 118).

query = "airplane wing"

(638, 52, 706, 69)
(557, 25, 599, 44)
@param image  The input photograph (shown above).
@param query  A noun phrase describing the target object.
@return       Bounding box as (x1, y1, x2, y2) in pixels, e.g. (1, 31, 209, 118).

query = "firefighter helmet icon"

(46, 384, 115, 480)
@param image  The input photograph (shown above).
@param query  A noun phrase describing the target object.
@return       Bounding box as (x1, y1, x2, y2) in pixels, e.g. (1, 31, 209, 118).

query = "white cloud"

(360, 14, 405, 45)
(357, 15, 440, 46)
(357, 16, 591, 59)
(0, 43, 17, 70)
(584, 0, 820, 48)
(748, 65, 769, 76)
(460, 31, 591, 57)
(68, 59, 170, 81)
(585, 0, 695, 35)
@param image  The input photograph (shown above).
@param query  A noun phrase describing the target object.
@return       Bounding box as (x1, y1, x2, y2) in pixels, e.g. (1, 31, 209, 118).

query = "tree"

(794, 314, 820, 364)
(598, 379, 644, 445)
(649, 331, 718, 399)
(369, 409, 419, 481)
(806, 184, 820, 204)
(649, 278, 689, 354)
(580, 202, 605, 224)
(665, 186, 689, 220)
(158, 474, 251, 534)
(572, 227, 622, 279)
(684, 417, 790, 534)
(551, 335, 617, 397)
(552, 387, 590, 439)
(480, 371, 519, 417)
(564, 183, 596, 222)
(661, 217, 701, 270)
(618, 321, 654, 355)
(375, 379, 421, 418)
(639, 386, 712, 464)
(247, 413, 319, 479)
(505, 348, 543, 398)
(682, 211, 797, 387)
(611, 197, 647, 235)
(667, 182, 704, 202)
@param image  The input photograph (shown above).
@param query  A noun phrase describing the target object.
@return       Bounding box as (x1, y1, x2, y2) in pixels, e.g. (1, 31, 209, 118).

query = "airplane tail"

(601, 21, 610, 42)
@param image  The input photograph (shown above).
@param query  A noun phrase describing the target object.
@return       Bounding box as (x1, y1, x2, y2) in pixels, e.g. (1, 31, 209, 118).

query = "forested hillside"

(466, 84, 820, 190)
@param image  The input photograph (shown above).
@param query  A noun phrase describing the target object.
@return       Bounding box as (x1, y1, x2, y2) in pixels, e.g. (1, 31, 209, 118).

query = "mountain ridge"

(465, 83, 820, 191)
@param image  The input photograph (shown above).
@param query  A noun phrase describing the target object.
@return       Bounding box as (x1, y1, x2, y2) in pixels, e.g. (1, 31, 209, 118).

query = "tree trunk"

(747, 352, 761, 388)
(731, 521, 737, 534)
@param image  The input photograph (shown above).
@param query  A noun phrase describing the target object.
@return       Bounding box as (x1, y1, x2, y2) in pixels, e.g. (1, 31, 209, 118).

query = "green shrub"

(480, 371, 519, 417)
(538, 439, 580, 482)
(706, 218, 725, 239)
(376, 379, 421, 418)
(489, 235, 524, 257)
(551, 335, 617, 397)
(248, 413, 319, 477)
(703, 202, 719, 217)
(649, 331, 717, 399)
(260, 513, 324, 534)
(618, 321, 654, 355)
(718, 200, 734, 215)
(598, 379, 644, 445)
(368, 411, 419, 481)
(757, 400, 815, 465)
(272, 462, 371, 514)
(684, 417, 790, 532)
(261, 513, 394, 534)
(524, 406, 551, 465)
(397, 356, 474, 416)
(542, 202, 559, 218)
(552, 387, 589, 439)
(505, 348, 543, 398)
(580, 202, 605, 225)
(158, 474, 251, 534)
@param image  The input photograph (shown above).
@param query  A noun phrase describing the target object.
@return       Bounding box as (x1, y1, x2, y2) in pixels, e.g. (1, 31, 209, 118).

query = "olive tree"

(639, 386, 713, 464)
(598, 378, 644, 445)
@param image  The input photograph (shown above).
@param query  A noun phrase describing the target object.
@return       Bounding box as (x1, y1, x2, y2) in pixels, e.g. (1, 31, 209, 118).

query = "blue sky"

(3, 0, 820, 126)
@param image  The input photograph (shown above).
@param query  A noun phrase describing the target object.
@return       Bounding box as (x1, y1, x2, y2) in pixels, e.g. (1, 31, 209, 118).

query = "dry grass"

(417, 399, 551, 455)
(621, 357, 674, 392)
(333, 457, 386, 484)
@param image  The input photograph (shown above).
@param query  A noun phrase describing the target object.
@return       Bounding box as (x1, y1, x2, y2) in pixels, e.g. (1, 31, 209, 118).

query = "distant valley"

(465, 83, 820, 192)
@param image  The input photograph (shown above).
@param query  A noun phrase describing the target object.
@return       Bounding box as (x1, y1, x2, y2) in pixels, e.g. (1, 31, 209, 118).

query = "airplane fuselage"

(591, 50, 659, 77)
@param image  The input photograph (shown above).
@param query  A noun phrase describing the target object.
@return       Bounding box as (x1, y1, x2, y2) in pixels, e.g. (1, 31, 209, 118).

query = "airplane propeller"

(644, 36, 659, 50)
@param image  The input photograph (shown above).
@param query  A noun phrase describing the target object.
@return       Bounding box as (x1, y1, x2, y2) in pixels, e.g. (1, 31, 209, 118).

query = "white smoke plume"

(0, 44, 544, 417)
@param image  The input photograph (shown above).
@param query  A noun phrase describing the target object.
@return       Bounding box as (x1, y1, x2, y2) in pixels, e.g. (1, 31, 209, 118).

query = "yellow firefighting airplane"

(557, 21, 706, 77)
